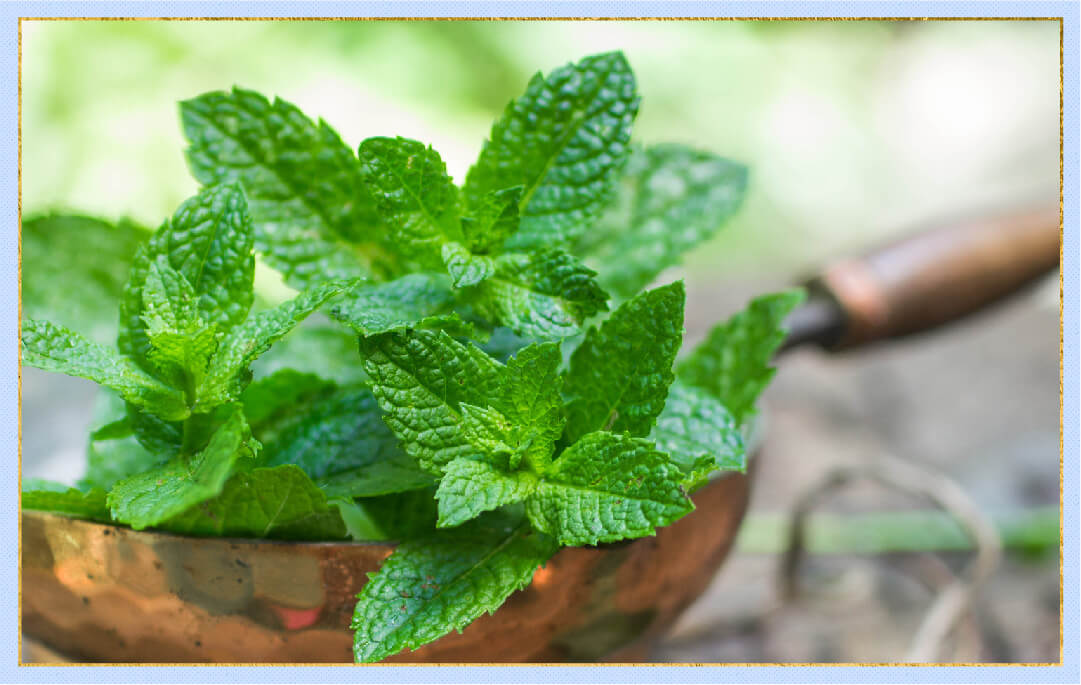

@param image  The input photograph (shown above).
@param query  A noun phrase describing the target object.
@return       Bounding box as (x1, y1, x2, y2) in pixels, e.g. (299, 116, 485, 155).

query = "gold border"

(12, 14, 1068, 665)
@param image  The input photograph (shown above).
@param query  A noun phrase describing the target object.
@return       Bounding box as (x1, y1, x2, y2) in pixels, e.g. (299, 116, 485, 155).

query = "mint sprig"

(21, 50, 801, 663)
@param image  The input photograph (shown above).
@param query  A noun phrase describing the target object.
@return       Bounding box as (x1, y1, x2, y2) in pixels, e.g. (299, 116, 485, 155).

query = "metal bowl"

(21, 464, 752, 663)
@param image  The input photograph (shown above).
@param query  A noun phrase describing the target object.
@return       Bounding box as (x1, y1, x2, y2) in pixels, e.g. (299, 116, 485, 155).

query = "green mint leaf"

(359, 330, 504, 475)
(22, 481, 111, 522)
(441, 242, 495, 288)
(650, 382, 745, 479)
(107, 409, 256, 529)
(351, 515, 557, 662)
(358, 136, 461, 269)
(118, 184, 254, 376)
(239, 369, 336, 434)
(525, 432, 693, 546)
(466, 250, 608, 340)
(677, 289, 805, 422)
(79, 392, 166, 490)
(336, 489, 439, 542)
(460, 186, 523, 253)
(497, 342, 565, 472)
(21, 319, 189, 421)
(260, 385, 417, 482)
(21, 214, 150, 344)
(581, 145, 748, 299)
(182, 88, 386, 288)
(159, 465, 347, 541)
(465, 51, 638, 249)
(562, 281, 684, 443)
(329, 273, 471, 337)
(196, 279, 357, 408)
(140, 257, 220, 390)
(435, 458, 538, 528)
(317, 459, 437, 499)
(458, 403, 517, 468)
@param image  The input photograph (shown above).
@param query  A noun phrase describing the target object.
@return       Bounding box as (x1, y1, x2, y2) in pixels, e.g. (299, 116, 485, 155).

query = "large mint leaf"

(182, 88, 386, 287)
(677, 289, 804, 422)
(526, 432, 693, 546)
(358, 136, 461, 269)
(466, 250, 608, 340)
(465, 51, 638, 249)
(351, 514, 557, 662)
(329, 273, 469, 337)
(107, 409, 256, 529)
(196, 279, 357, 408)
(22, 481, 111, 522)
(160, 465, 347, 540)
(21, 319, 189, 421)
(435, 458, 538, 528)
(118, 184, 254, 372)
(580, 145, 748, 299)
(359, 330, 504, 475)
(21, 214, 149, 344)
(562, 281, 684, 443)
(650, 382, 745, 480)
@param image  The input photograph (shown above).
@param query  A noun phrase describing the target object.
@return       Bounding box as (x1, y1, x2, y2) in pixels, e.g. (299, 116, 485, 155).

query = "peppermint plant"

(21, 51, 803, 663)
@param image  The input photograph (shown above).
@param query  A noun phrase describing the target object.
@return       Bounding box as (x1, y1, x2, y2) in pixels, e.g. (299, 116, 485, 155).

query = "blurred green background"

(22, 19, 1059, 278)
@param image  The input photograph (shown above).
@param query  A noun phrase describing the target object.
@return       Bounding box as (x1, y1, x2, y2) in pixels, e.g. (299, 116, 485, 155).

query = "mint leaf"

(337, 489, 439, 542)
(351, 515, 557, 662)
(259, 384, 428, 490)
(80, 392, 165, 490)
(441, 242, 495, 288)
(497, 342, 565, 472)
(562, 281, 684, 443)
(650, 382, 745, 479)
(317, 459, 436, 499)
(526, 432, 693, 546)
(182, 88, 386, 287)
(581, 145, 748, 299)
(677, 289, 805, 422)
(21, 319, 189, 421)
(21, 214, 149, 344)
(458, 403, 517, 467)
(329, 273, 468, 337)
(465, 51, 638, 249)
(160, 465, 347, 540)
(22, 482, 111, 522)
(358, 136, 461, 269)
(140, 257, 219, 391)
(359, 330, 504, 474)
(196, 279, 357, 408)
(466, 250, 608, 339)
(461, 186, 523, 253)
(251, 319, 369, 387)
(435, 458, 538, 528)
(107, 409, 256, 529)
(240, 369, 336, 434)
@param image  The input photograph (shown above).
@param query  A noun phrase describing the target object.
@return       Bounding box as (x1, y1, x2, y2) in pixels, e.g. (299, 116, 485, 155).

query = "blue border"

(4, 2, 1077, 683)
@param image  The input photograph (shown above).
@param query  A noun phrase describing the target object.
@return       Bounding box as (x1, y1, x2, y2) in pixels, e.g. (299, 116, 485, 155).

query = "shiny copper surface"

(21, 467, 751, 663)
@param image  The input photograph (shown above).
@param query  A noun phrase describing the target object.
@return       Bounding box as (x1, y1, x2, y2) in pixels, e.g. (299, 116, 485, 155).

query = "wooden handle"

(801, 206, 1060, 350)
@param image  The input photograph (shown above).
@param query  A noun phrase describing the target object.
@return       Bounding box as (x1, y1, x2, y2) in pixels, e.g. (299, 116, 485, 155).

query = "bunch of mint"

(21, 51, 802, 662)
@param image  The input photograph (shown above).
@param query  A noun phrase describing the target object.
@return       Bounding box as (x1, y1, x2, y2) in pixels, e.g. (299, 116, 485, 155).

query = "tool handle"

(786, 206, 1060, 351)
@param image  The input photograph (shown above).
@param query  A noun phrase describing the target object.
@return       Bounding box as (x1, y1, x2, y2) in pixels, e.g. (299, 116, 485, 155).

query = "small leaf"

(562, 281, 684, 443)
(21, 319, 189, 421)
(436, 458, 538, 528)
(465, 51, 639, 249)
(496, 342, 565, 472)
(351, 514, 557, 662)
(442, 242, 495, 288)
(359, 136, 461, 269)
(330, 273, 470, 337)
(461, 185, 523, 253)
(677, 289, 805, 422)
(526, 432, 693, 546)
(466, 250, 609, 340)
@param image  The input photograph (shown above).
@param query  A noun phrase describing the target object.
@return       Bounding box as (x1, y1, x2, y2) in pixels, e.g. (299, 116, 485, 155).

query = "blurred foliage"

(22, 20, 1057, 282)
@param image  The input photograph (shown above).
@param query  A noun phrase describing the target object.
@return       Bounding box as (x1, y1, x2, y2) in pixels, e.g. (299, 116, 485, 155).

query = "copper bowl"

(20, 462, 752, 664)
